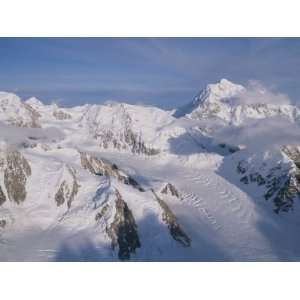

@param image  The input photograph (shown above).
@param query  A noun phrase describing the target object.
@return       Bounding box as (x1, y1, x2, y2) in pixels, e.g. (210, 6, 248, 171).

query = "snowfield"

(0, 78, 300, 261)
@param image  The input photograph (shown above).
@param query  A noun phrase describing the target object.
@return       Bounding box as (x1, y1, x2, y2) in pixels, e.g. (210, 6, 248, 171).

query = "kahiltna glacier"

(0, 78, 300, 261)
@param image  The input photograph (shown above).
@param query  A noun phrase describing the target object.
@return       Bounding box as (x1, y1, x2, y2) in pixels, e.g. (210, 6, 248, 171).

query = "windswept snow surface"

(0, 79, 300, 261)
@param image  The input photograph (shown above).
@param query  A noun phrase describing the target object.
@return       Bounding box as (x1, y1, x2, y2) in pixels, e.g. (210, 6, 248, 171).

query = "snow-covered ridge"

(0, 92, 221, 165)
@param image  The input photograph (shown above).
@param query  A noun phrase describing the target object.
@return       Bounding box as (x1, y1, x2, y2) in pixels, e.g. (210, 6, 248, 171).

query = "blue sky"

(0, 38, 299, 108)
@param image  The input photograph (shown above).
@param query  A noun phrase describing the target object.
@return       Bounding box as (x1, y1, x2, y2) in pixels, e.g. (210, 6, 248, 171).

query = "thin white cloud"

(233, 80, 291, 105)
(215, 116, 300, 151)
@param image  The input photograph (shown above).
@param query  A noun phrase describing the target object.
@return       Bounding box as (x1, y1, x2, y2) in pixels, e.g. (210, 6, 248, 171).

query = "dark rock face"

(95, 124, 160, 156)
(249, 173, 266, 186)
(240, 176, 249, 184)
(161, 183, 180, 198)
(261, 147, 300, 214)
(55, 166, 79, 208)
(80, 151, 103, 175)
(80, 152, 144, 192)
(121, 176, 144, 192)
(219, 143, 239, 154)
(123, 128, 160, 155)
(55, 181, 69, 207)
(237, 161, 247, 175)
(0, 185, 6, 206)
(239, 171, 265, 186)
(3, 151, 31, 204)
(265, 169, 300, 213)
(237, 151, 300, 214)
(152, 189, 191, 247)
(53, 110, 72, 120)
(107, 189, 141, 261)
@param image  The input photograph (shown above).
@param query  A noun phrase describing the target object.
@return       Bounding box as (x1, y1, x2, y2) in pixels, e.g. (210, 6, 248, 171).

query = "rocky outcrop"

(0, 185, 6, 206)
(53, 110, 72, 120)
(271, 146, 300, 213)
(218, 143, 239, 154)
(265, 167, 300, 213)
(2, 150, 31, 204)
(152, 189, 191, 247)
(80, 151, 110, 175)
(23, 103, 41, 127)
(282, 146, 300, 169)
(95, 204, 109, 222)
(80, 151, 144, 191)
(237, 153, 300, 214)
(106, 189, 141, 261)
(160, 183, 180, 198)
(96, 127, 160, 156)
(55, 165, 79, 208)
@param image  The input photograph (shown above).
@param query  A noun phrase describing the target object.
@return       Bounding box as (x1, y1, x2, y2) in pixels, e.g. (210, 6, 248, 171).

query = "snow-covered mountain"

(1, 81, 300, 261)
(175, 78, 300, 126)
(0, 92, 41, 128)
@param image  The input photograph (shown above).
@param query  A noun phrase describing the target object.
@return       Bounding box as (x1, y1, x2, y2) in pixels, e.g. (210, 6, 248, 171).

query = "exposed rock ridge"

(53, 110, 72, 120)
(96, 127, 160, 155)
(79, 151, 144, 191)
(237, 151, 300, 214)
(0, 185, 6, 205)
(151, 189, 191, 247)
(0, 150, 32, 204)
(105, 189, 141, 261)
(160, 183, 180, 198)
(55, 165, 79, 208)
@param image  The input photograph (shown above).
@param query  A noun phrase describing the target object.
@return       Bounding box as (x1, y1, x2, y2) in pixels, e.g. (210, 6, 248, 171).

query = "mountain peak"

(219, 78, 232, 85)
(25, 97, 44, 108)
(174, 79, 300, 125)
(195, 78, 245, 105)
(215, 78, 244, 93)
(174, 79, 244, 118)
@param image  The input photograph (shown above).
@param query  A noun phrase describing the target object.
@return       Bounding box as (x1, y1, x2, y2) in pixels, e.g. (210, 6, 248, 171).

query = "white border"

(0, 0, 299, 36)
(0, 1, 300, 299)
(1, 262, 299, 300)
